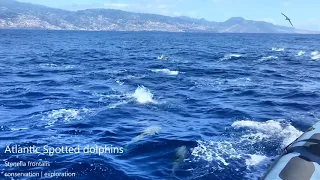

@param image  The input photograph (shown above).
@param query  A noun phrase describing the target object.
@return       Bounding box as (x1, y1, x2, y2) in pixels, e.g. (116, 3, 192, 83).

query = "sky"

(18, 0, 320, 31)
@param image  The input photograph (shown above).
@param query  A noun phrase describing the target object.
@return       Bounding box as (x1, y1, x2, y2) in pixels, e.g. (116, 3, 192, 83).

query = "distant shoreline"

(1, 28, 319, 34)
(1, 1, 319, 34)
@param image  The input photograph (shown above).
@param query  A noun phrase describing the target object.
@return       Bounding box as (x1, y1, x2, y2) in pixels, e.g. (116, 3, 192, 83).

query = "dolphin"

(281, 13, 293, 26)
(125, 126, 161, 150)
(172, 145, 187, 174)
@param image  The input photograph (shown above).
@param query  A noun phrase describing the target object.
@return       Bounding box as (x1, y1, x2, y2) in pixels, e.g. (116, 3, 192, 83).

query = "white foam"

(115, 80, 124, 85)
(260, 56, 278, 61)
(244, 156, 275, 180)
(92, 92, 123, 100)
(190, 120, 302, 179)
(42, 108, 90, 127)
(232, 120, 302, 147)
(220, 54, 242, 60)
(245, 154, 267, 166)
(230, 54, 242, 57)
(272, 47, 284, 52)
(191, 140, 238, 166)
(47, 109, 80, 121)
(40, 63, 58, 67)
(311, 51, 320, 60)
(191, 138, 274, 179)
(311, 51, 319, 56)
(39, 63, 74, 69)
(107, 101, 128, 109)
(125, 75, 146, 80)
(191, 120, 301, 173)
(296, 51, 305, 56)
(312, 55, 320, 60)
(191, 140, 214, 162)
(241, 132, 270, 141)
(151, 69, 179, 75)
(132, 86, 155, 104)
(11, 127, 29, 131)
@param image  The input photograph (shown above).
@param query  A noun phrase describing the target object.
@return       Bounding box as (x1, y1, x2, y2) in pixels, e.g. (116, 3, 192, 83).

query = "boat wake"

(231, 120, 302, 148)
(190, 119, 302, 179)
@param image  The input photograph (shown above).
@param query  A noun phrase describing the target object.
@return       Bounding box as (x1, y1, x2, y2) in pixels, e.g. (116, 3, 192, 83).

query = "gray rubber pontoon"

(263, 121, 320, 180)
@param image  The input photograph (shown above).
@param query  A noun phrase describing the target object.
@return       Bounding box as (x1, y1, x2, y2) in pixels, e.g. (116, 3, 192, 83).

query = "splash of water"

(132, 86, 155, 104)
(311, 51, 319, 56)
(191, 140, 235, 166)
(46, 109, 81, 121)
(271, 47, 284, 52)
(232, 120, 302, 147)
(220, 54, 242, 60)
(296, 50, 305, 56)
(190, 119, 302, 178)
(311, 51, 320, 60)
(260, 56, 278, 61)
(41, 108, 90, 127)
(151, 69, 179, 75)
(245, 154, 267, 166)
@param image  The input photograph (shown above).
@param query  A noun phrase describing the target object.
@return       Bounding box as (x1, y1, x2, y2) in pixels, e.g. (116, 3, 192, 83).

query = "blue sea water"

(0, 30, 320, 180)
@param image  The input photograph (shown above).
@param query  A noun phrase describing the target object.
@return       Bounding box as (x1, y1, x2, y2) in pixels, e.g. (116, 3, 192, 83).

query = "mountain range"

(0, 0, 317, 33)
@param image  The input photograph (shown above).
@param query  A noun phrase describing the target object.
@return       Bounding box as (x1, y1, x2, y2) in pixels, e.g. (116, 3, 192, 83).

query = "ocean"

(0, 30, 319, 180)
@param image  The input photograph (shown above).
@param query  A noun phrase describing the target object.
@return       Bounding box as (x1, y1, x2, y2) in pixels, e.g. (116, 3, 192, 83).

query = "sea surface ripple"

(0, 30, 320, 180)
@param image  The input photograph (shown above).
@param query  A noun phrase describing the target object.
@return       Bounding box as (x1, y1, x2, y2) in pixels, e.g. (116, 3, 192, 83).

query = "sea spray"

(220, 54, 242, 60)
(106, 85, 159, 108)
(231, 120, 302, 148)
(245, 154, 267, 167)
(41, 108, 90, 127)
(311, 51, 320, 60)
(260, 56, 278, 61)
(190, 119, 302, 178)
(311, 51, 318, 56)
(151, 69, 179, 75)
(47, 109, 81, 121)
(297, 50, 305, 56)
(132, 86, 155, 104)
(272, 47, 284, 52)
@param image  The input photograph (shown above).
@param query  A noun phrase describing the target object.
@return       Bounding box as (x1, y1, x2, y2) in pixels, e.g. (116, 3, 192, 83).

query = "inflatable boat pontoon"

(263, 121, 320, 180)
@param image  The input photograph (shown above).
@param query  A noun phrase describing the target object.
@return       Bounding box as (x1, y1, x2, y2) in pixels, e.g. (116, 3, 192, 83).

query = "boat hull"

(263, 121, 320, 180)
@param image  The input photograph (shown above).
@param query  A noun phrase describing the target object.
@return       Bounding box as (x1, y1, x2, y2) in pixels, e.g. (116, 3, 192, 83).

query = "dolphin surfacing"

(172, 145, 187, 174)
(125, 125, 161, 150)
